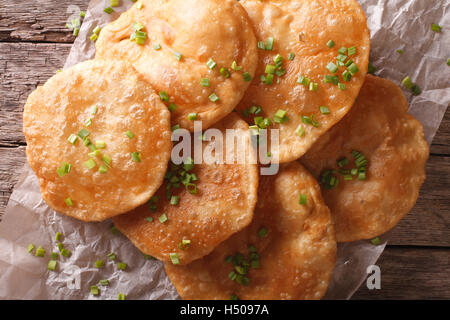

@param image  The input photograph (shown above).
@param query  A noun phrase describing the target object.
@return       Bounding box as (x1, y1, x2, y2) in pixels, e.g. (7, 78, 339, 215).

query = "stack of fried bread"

(22, 0, 429, 300)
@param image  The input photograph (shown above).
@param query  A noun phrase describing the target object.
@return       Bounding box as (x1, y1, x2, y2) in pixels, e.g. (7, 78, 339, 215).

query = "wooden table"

(0, 0, 448, 300)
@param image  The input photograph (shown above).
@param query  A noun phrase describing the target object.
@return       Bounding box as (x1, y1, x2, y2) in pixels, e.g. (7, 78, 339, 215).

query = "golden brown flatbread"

(113, 113, 258, 264)
(96, 0, 258, 131)
(23, 60, 172, 222)
(301, 75, 429, 242)
(237, 0, 370, 163)
(164, 161, 336, 300)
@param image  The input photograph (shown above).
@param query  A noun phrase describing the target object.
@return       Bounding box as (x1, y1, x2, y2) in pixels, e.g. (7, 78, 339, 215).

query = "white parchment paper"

(0, 0, 448, 300)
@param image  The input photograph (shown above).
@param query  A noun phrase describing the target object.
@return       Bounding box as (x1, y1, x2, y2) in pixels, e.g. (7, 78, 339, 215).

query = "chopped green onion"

(168, 103, 177, 112)
(171, 124, 180, 131)
(342, 70, 352, 82)
(242, 72, 252, 82)
(265, 64, 276, 74)
(92, 26, 101, 36)
(84, 159, 97, 170)
(273, 109, 288, 124)
(327, 40, 335, 48)
(327, 62, 338, 73)
(79, 11, 86, 18)
(185, 183, 198, 194)
(57, 162, 72, 177)
(88, 150, 100, 158)
(337, 157, 349, 167)
(99, 279, 110, 286)
(431, 23, 441, 33)
(338, 83, 347, 91)
(412, 84, 421, 96)
(371, 237, 381, 245)
(169, 253, 180, 265)
(90, 34, 98, 42)
(73, 28, 80, 37)
(257, 227, 268, 239)
(231, 61, 242, 71)
(91, 285, 100, 296)
(95, 260, 104, 268)
(51, 252, 59, 260)
(78, 129, 90, 139)
(187, 113, 197, 121)
(102, 154, 112, 166)
(118, 293, 126, 300)
(48, 260, 58, 271)
(447, 58, 450, 66)
(338, 47, 347, 54)
(209, 93, 219, 102)
(309, 82, 318, 91)
(368, 62, 376, 75)
(110, 225, 119, 235)
(57, 243, 64, 251)
(131, 152, 141, 163)
(337, 54, 348, 63)
(257, 41, 265, 50)
(125, 130, 135, 139)
(264, 73, 274, 85)
(347, 63, 359, 75)
(173, 50, 183, 61)
(159, 91, 169, 102)
(170, 195, 179, 205)
(288, 53, 295, 60)
(295, 125, 305, 137)
(316, 108, 330, 118)
(65, 198, 74, 207)
(206, 58, 217, 70)
(299, 194, 307, 205)
(55, 232, 62, 241)
(402, 76, 414, 89)
(347, 46, 357, 56)
(35, 246, 46, 257)
(200, 78, 210, 87)
(153, 43, 161, 50)
(159, 213, 168, 224)
(104, 6, 114, 14)
(397, 49, 403, 54)
(117, 262, 127, 270)
(220, 67, 230, 78)
(27, 243, 35, 253)
(98, 165, 108, 174)
(265, 37, 274, 50)
(110, 0, 119, 7)
(68, 134, 78, 145)
(95, 140, 106, 149)
(108, 252, 117, 260)
(145, 217, 153, 222)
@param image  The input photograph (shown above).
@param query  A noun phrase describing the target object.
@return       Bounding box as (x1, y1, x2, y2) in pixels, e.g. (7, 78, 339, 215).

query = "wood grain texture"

(352, 246, 450, 299)
(0, 0, 87, 42)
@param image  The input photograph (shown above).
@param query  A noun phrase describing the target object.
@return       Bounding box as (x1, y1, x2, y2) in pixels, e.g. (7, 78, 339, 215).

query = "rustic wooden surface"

(0, 0, 448, 300)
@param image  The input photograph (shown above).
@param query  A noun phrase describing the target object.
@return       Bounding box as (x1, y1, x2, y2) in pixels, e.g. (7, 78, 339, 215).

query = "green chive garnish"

(402, 76, 413, 89)
(48, 260, 58, 271)
(153, 43, 161, 50)
(118, 293, 126, 300)
(170, 195, 179, 205)
(371, 237, 381, 245)
(126, 130, 135, 139)
(258, 227, 268, 239)
(200, 78, 210, 87)
(91, 285, 99, 296)
(299, 194, 307, 205)
(327, 40, 335, 48)
(169, 253, 180, 265)
(117, 262, 127, 270)
(99, 280, 110, 286)
(347, 46, 356, 56)
(65, 198, 74, 207)
(104, 7, 114, 14)
(27, 244, 35, 253)
(431, 23, 441, 33)
(327, 62, 338, 73)
(131, 152, 141, 163)
(188, 113, 197, 121)
(95, 260, 104, 268)
(265, 37, 274, 50)
(35, 246, 46, 257)
(78, 129, 90, 139)
(288, 53, 295, 60)
(206, 58, 217, 70)
(159, 213, 168, 223)
(159, 91, 169, 102)
(68, 134, 78, 145)
(209, 93, 219, 102)
(243, 72, 252, 82)
(319, 106, 330, 114)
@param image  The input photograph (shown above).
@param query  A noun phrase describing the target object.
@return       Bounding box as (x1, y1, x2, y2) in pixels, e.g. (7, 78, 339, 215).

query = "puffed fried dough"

(237, 0, 370, 163)
(113, 113, 258, 265)
(301, 75, 429, 242)
(23, 60, 172, 222)
(95, 0, 258, 131)
(165, 162, 337, 300)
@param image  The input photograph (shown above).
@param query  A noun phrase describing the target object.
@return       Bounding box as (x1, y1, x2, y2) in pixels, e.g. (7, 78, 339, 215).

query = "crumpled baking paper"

(0, 0, 448, 300)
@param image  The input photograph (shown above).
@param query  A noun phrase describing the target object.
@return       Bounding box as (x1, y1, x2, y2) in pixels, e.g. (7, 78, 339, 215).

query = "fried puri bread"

(23, 60, 172, 222)
(165, 161, 337, 300)
(95, 0, 258, 131)
(301, 75, 429, 242)
(236, 0, 370, 163)
(113, 113, 258, 264)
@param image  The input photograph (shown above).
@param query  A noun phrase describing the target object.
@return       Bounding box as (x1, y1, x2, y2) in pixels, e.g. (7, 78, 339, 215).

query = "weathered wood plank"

(0, 147, 26, 218)
(0, 0, 87, 42)
(352, 246, 450, 299)
(0, 43, 72, 146)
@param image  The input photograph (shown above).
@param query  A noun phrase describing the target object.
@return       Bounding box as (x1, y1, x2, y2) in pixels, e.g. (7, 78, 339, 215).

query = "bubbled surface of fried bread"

(301, 75, 429, 242)
(237, 0, 370, 163)
(113, 113, 258, 264)
(165, 162, 336, 300)
(23, 60, 172, 222)
(96, 0, 258, 131)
